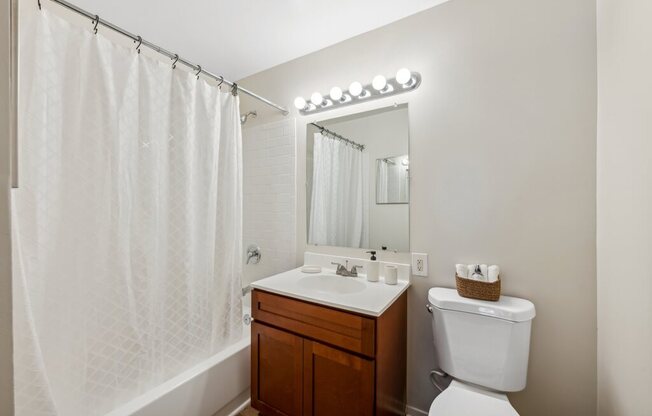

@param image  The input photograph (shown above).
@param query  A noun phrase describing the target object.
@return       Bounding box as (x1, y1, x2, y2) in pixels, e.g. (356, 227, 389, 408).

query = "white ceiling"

(71, 0, 451, 81)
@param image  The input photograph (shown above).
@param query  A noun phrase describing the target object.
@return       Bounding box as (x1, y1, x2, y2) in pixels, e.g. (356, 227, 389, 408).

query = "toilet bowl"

(428, 380, 518, 416)
(427, 287, 536, 416)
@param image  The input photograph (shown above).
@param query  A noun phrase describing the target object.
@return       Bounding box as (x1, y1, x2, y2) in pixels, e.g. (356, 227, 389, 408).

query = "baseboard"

(405, 404, 428, 416)
(222, 395, 423, 416)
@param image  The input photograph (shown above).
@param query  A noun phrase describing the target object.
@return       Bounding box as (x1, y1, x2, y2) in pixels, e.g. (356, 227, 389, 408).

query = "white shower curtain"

(13, 10, 242, 416)
(308, 133, 368, 248)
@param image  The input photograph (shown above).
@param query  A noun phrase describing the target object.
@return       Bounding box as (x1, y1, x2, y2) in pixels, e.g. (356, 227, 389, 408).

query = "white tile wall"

(242, 119, 297, 287)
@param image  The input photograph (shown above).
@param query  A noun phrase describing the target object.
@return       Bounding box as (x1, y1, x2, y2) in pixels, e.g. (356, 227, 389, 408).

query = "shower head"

(240, 110, 257, 125)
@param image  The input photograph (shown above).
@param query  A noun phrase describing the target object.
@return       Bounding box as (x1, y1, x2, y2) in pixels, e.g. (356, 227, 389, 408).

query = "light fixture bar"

(296, 71, 421, 115)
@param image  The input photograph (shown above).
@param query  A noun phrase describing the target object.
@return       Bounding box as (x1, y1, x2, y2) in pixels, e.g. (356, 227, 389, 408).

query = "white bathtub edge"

(216, 394, 250, 416)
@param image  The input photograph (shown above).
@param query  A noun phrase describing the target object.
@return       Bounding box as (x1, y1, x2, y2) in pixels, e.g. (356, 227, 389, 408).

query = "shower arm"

(42, 0, 290, 116)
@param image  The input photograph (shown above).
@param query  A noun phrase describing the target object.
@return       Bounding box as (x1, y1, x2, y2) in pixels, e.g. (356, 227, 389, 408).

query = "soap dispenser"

(366, 251, 379, 282)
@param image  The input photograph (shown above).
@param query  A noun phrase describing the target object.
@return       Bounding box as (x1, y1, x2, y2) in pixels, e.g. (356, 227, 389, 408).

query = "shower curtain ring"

(92, 15, 99, 34)
(231, 83, 238, 96)
(134, 36, 142, 54)
(195, 65, 202, 79)
(217, 76, 224, 89)
(171, 54, 179, 69)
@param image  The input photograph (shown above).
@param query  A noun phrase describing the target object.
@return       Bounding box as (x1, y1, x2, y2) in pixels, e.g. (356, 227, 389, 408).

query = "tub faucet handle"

(246, 245, 261, 264)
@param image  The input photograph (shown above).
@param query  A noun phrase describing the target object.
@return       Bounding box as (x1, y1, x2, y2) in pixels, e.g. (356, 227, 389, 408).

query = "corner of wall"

(0, 0, 15, 411)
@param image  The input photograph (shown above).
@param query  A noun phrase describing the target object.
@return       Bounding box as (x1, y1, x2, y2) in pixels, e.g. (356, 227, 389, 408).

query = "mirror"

(376, 155, 409, 204)
(306, 105, 409, 252)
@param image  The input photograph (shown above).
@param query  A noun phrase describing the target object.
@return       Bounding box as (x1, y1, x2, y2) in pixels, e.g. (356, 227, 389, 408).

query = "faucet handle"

(331, 262, 349, 275)
(350, 265, 363, 277)
(331, 261, 344, 270)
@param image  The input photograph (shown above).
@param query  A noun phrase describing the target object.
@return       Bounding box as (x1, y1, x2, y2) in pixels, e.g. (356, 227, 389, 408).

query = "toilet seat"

(428, 380, 519, 416)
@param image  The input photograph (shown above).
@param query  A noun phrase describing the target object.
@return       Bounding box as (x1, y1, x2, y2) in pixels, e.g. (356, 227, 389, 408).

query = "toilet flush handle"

(426, 304, 433, 313)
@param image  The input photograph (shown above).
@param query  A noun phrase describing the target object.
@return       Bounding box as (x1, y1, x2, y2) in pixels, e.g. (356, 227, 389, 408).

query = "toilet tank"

(428, 288, 536, 392)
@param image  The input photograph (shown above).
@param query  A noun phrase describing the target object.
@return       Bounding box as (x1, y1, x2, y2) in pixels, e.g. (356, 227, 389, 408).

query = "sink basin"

(297, 274, 366, 295)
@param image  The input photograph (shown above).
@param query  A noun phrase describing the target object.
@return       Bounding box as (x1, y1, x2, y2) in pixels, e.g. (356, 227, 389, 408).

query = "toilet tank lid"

(428, 288, 536, 322)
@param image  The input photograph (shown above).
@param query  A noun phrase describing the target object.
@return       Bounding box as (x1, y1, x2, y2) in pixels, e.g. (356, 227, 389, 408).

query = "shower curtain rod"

(310, 123, 365, 151)
(42, 0, 290, 116)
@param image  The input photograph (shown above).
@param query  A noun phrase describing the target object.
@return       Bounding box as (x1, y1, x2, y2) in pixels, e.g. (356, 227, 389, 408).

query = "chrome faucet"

(331, 260, 363, 277)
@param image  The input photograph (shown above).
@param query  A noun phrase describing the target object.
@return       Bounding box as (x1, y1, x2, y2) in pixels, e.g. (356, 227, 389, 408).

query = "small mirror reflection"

(376, 155, 409, 204)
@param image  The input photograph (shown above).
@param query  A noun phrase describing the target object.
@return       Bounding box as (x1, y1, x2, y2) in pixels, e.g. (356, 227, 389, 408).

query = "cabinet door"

(303, 340, 374, 416)
(252, 322, 303, 416)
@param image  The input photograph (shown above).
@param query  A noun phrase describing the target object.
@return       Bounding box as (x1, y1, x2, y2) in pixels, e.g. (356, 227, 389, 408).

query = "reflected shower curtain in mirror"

(13, 10, 242, 415)
(308, 133, 369, 248)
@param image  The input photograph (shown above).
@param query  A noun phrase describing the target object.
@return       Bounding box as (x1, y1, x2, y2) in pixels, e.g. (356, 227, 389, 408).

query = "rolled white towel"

(467, 264, 477, 280)
(470, 264, 487, 281)
(488, 265, 500, 282)
(473, 269, 487, 282)
(455, 264, 468, 278)
(480, 264, 488, 279)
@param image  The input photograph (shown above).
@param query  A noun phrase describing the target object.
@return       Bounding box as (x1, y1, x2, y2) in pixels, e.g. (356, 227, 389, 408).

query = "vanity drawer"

(252, 290, 375, 357)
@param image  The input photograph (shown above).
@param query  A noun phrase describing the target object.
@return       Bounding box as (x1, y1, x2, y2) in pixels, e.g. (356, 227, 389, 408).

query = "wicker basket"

(455, 274, 501, 302)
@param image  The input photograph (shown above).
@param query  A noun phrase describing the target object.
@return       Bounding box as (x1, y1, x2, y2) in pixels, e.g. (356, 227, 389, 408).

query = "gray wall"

(239, 0, 597, 414)
(597, 0, 652, 414)
(0, 0, 14, 413)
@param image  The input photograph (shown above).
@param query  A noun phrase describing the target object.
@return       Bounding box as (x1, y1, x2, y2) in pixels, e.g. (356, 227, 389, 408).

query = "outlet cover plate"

(411, 253, 428, 277)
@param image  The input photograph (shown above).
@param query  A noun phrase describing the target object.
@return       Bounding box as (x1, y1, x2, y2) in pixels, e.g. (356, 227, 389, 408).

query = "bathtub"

(106, 301, 252, 416)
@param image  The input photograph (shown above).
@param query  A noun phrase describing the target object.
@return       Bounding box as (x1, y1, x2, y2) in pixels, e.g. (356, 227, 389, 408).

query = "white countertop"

(250, 266, 410, 317)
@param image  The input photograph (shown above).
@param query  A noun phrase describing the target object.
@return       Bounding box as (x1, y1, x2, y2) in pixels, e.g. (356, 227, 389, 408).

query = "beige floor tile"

(239, 406, 259, 416)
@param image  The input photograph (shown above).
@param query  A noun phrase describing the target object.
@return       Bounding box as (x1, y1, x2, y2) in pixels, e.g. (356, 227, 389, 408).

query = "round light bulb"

(310, 92, 324, 106)
(396, 68, 412, 85)
(372, 75, 387, 91)
(349, 81, 363, 97)
(294, 96, 307, 110)
(330, 86, 343, 101)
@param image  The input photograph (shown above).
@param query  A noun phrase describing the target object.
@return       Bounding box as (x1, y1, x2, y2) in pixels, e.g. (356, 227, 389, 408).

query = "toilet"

(427, 288, 536, 415)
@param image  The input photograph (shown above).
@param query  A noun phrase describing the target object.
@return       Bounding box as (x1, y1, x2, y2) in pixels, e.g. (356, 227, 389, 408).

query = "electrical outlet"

(411, 253, 428, 277)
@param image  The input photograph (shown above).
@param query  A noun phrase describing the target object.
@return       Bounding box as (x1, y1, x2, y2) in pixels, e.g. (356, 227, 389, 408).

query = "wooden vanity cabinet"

(302, 339, 375, 416)
(251, 289, 407, 416)
(251, 323, 303, 416)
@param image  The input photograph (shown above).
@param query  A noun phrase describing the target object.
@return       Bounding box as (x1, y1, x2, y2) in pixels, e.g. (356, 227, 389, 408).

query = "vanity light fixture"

(310, 92, 324, 106)
(329, 86, 352, 104)
(294, 96, 307, 110)
(348, 81, 363, 97)
(372, 74, 394, 94)
(396, 67, 416, 87)
(295, 68, 421, 115)
(372, 75, 387, 91)
(329, 86, 347, 102)
(308, 91, 333, 109)
(330, 87, 343, 101)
